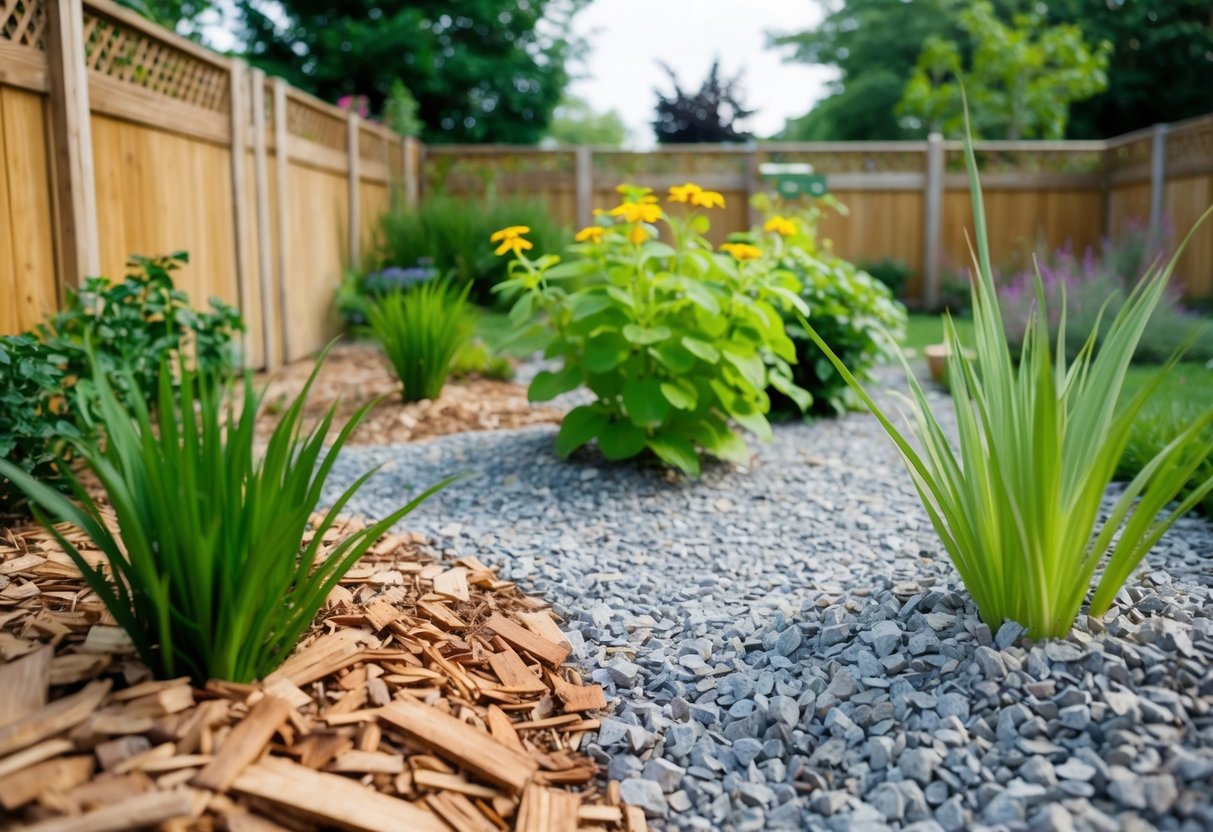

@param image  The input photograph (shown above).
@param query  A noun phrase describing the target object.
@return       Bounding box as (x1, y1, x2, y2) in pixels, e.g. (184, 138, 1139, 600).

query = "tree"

(544, 95, 628, 146)
(1047, 0, 1213, 138)
(896, 1, 1111, 140)
(653, 60, 754, 144)
(235, 0, 586, 144)
(770, 0, 964, 141)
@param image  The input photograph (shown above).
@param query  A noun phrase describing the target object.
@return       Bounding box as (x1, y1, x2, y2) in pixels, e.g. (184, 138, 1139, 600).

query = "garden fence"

(1, 0, 1211, 370)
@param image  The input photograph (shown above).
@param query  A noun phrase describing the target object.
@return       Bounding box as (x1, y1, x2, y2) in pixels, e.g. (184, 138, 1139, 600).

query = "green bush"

(373, 195, 569, 306)
(39, 252, 244, 403)
(805, 126, 1213, 639)
(857, 258, 913, 298)
(0, 335, 80, 516)
(0, 347, 453, 682)
(366, 279, 472, 402)
(496, 184, 809, 476)
(1118, 401, 1213, 518)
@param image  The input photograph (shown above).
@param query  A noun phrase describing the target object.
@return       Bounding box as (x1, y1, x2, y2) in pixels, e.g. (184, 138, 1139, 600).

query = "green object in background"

(760, 163, 828, 198)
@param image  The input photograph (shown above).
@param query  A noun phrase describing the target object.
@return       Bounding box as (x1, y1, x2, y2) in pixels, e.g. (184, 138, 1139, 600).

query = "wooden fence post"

(574, 145, 593, 230)
(272, 78, 291, 362)
(228, 59, 252, 365)
(1148, 122, 1170, 248)
(922, 132, 945, 310)
(249, 68, 277, 370)
(45, 0, 100, 291)
(406, 138, 422, 208)
(347, 112, 360, 269)
(744, 141, 760, 228)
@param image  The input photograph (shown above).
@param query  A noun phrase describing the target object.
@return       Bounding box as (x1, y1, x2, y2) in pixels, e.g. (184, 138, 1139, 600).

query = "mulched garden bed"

(255, 342, 562, 446)
(0, 514, 645, 832)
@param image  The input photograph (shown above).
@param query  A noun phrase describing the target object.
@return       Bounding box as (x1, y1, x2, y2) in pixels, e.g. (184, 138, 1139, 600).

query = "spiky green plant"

(0, 346, 454, 682)
(801, 128, 1213, 639)
(365, 280, 471, 402)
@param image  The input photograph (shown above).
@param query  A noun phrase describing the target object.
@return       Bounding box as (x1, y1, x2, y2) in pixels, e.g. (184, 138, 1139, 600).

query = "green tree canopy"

(544, 95, 629, 146)
(235, 0, 586, 144)
(897, 1, 1112, 140)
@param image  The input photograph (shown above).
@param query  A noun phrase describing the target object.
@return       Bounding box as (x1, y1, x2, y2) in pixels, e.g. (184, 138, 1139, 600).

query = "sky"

(568, 0, 834, 146)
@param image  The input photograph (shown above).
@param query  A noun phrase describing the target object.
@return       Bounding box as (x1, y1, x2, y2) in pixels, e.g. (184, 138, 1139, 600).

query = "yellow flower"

(628, 225, 650, 245)
(720, 242, 762, 261)
(490, 225, 533, 257)
(610, 202, 663, 224)
(575, 225, 605, 244)
(764, 216, 798, 237)
(668, 182, 703, 203)
(691, 190, 726, 209)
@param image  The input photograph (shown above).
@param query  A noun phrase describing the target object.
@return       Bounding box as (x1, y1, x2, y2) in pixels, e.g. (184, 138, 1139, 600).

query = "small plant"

(857, 258, 913, 298)
(1118, 400, 1213, 518)
(374, 196, 569, 306)
(802, 122, 1213, 639)
(0, 335, 81, 515)
(366, 279, 472, 402)
(495, 184, 809, 476)
(39, 252, 244, 405)
(336, 263, 441, 329)
(0, 346, 453, 683)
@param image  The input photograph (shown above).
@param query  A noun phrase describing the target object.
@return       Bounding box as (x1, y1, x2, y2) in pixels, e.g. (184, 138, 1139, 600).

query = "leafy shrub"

(1118, 401, 1213, 518)
(0, 347, 452, 682)
(804, 129, 1213, 639)
(39, 252, 244, 403)
(336, 263, 441, 329)
(999, 226, 1213, 364)
(857, 258, 913, 298)
(374, 195, 569, 306)
(496, 184, 809, 476)
(450, 337, 514, 381)
(0, 335, 80, 516)
(366, 280, 472, 401)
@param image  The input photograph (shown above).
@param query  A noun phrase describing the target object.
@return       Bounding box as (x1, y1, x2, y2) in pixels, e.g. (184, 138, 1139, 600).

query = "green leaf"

(622, 324, 672, 345)
(650, 342, 696, 373)
(529, 365, 582, 402)
(556, 405, 609, 458)
(723, 348, 766, 391)
(569, 293, 616, 321)
(681, 336, 721, 364)
(660, 381, 697, 410)
(770, 372, 813, 412)
(732, 408, 773, 443)
(584, 332, 630, 373)
(598, 419, 647, 459)
(647, 434, 701, 476)
(622, 378, 671, 428)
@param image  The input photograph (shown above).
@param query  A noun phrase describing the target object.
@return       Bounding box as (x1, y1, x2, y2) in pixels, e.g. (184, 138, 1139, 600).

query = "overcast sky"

(568, 0, 834, 145)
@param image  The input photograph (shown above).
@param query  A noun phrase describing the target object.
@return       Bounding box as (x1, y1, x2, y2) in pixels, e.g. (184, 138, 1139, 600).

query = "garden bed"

(0, 515, 644, 831)
(255, 342, 563, 446)
(322, 371, 1213, 832)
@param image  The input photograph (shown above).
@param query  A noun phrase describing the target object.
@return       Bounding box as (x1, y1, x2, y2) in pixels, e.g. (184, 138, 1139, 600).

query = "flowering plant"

(493, 183, 809, 475)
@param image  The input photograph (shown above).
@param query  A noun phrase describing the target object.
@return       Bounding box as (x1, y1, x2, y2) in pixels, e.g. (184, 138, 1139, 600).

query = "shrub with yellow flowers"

(491, 183, 810, 475)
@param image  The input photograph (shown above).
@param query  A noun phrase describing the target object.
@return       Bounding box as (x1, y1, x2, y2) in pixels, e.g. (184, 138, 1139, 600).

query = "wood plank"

(191, 693, 290, 791)
(0, 679, 110, 757)
(377, 698, 538, 794)
(231, 755, 448, 832)
(0, 754, 94, 810)
(517, 783, 580, 832)
(0, 41, 50, 92)
(483, 614, 569, 667)
(0, 643, 51, 726)
(20, 789, 193, 832)
(487, 648, 547, 693)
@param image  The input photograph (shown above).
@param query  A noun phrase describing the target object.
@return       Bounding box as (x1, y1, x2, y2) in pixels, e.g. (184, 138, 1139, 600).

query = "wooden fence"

(0, 0, 419, 367)
(424, 115, 1213, 306)
(2, 0, 1211, 370)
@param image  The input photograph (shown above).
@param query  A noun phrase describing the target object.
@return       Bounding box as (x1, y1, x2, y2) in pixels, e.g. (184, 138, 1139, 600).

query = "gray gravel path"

(324, 375, 1213, 832)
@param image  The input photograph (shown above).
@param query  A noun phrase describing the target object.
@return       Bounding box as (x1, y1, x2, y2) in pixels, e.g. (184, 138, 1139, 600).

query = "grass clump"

(802, 121, 1213, 639)
(365, 279, 472, 402)
(0, 347, 452, 683)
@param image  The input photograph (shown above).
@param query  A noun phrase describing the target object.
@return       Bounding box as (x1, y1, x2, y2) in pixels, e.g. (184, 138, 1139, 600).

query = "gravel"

(324, 372, 1213, 832)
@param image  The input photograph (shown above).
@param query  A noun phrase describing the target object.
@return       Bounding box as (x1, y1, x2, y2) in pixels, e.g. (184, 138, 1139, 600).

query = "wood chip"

(0, 644, 51, 726)
(20, 789, 193, 832)
(192, 694, 290, 791)
(0, 679, 111, 757)
(483, 614, 570, 667)
(0, 754, 95, 810)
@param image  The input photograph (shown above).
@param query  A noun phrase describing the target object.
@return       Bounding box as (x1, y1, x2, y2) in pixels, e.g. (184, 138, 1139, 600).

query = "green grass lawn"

(902, 313, 975, 355)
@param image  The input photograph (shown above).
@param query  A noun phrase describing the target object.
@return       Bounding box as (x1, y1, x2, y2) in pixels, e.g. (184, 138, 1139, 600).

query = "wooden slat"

(0, 40, 50, 92)
(87, 72, 230, 144)
(231, 755, 448, 832)
(191, 694, 290, 791)
(483, 613, 570, 667)
(20, 789, 193, 832)
(378, 698, 538, 794)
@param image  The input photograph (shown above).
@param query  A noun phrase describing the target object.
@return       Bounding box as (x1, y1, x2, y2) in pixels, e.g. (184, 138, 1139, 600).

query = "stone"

(597, 718, 631, 746)
(1054, 758, 1096, 782)
(775, 627, 802, 656)
(1029, 804, 1075, 832)
(869, 783, 906, 822)
(732, 738, 763, 767)
(871, 620, 902, 657)
(620, 778, 668, 818)
(899, 747, 942, 786)
(606, 657, 642, 686)
(643, 758, 686, 793)
(983, 791, 1025, 825)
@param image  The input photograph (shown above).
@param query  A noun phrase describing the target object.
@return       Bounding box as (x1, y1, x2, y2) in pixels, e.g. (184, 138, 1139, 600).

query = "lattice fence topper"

(285, 95, 346, 151)
(82, 10, 229, 113)
(1, 0, 47, 49)
(1166, 119, 1213, 169)
(1105, 135, 1153, 174)
(764, 149, 928, 175)
(358, 126, 387, 162)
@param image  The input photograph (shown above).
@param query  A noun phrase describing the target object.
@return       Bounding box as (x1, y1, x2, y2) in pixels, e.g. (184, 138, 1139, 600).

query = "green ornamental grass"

(802, 127, 1213, 639)
(366, 280, 471, 402)
(0, 346, 453, 683)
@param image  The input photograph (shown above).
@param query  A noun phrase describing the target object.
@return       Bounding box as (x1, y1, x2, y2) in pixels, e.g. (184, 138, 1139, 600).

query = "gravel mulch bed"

(324, 373, 1213, 832)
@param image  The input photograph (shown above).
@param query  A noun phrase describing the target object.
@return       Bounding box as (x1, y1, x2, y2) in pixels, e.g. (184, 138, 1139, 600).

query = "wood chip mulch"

(0, 515, 644, 832)
(255, 343, 563, 446)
